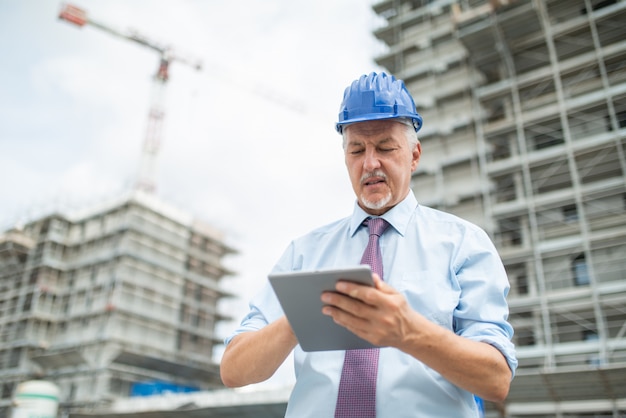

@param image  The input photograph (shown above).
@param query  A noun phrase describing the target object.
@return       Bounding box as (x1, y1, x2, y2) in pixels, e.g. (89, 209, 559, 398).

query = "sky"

(0, 1, 385, 388)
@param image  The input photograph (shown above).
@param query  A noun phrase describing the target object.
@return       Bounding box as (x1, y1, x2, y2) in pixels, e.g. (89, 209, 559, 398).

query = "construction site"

(1, 0, 626, 417)
(373, 0, 626, 416)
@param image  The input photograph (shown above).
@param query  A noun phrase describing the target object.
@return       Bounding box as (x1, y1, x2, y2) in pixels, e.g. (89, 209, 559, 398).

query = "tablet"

(268, 265, 378, 352)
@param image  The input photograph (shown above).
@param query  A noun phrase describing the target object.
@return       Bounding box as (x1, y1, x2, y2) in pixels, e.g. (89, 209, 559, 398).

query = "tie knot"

(365, 217, 389, 237)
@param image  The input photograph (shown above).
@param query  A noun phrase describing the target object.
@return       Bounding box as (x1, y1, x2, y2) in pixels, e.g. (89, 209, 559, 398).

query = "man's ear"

(411, 142, 422, 171)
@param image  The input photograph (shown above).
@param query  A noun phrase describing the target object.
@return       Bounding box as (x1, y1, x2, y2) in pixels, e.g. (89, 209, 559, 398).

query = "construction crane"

(58, 3, 202, 194)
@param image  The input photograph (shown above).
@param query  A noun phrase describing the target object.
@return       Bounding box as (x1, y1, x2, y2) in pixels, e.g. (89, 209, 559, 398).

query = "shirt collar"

(349, 191, 418, 237)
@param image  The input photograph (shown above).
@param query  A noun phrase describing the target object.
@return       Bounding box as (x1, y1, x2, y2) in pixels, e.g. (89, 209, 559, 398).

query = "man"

(220, 72, 517, 417)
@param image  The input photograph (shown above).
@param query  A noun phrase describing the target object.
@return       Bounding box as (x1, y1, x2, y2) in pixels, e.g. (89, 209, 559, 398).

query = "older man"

(220, 72, 517, 417)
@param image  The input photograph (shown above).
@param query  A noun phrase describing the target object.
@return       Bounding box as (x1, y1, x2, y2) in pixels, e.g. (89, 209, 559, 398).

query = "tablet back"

(268, 266, 378, 352)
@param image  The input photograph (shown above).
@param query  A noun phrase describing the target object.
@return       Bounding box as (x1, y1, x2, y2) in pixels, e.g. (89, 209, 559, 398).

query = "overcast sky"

(0, 1, 385, 388)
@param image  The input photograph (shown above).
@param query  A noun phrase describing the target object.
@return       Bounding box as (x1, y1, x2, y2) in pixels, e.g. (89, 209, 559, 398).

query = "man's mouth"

(364, 178, 385, 186)
(361, 171, 387, 186)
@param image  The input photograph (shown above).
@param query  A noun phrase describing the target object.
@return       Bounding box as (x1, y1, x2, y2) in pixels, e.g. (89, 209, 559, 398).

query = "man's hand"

(321, 273, 419, 348)
(321, 273, 513, 402)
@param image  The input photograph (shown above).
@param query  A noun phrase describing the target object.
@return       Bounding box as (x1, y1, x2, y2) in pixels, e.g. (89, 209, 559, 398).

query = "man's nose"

(363, 149, 381, 171)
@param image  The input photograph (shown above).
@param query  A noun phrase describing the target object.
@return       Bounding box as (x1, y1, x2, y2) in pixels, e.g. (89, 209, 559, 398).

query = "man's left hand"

(321, 273, 421, 348)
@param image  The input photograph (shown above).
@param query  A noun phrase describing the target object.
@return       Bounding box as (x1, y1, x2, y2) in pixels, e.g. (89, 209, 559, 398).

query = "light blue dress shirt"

(226, 191, 517, 417)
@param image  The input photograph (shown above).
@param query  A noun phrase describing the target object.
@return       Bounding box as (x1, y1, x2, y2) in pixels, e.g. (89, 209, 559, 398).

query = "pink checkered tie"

(335, 217, 389, 418)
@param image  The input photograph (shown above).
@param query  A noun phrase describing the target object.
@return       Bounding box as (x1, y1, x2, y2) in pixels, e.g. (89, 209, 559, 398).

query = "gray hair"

(342, 118, 419, 150)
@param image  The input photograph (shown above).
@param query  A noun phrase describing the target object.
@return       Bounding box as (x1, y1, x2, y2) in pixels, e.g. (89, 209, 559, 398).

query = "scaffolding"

(373, 0, 626, 416)
(0, 191, 236, 417)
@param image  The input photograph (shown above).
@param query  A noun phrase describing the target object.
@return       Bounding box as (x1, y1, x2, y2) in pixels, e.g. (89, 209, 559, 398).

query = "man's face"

(344, 120, 421, 216)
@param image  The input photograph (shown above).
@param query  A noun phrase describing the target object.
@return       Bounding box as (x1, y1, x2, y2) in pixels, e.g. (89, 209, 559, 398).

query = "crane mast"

(58, 3, 202, 194)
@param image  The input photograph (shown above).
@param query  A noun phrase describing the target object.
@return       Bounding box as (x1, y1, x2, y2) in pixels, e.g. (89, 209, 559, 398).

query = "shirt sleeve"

(223, 281, 286, 345)
(223, 243, 296, 346)
(452, 226, 519, 378)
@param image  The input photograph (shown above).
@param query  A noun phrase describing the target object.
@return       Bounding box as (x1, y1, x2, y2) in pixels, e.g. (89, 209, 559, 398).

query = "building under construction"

(0, 191, 236, 417)
(373, 0, 626, 416)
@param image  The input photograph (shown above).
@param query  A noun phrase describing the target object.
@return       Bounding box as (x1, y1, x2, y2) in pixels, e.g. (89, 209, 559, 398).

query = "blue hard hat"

(336, 72, 423, 134)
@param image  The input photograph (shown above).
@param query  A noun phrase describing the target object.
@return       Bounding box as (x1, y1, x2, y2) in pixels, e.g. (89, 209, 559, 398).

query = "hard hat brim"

(336, 114, 422, 134)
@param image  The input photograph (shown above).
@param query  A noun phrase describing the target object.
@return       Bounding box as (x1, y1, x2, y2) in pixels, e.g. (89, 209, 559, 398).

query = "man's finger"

(373, 273, 397, 294)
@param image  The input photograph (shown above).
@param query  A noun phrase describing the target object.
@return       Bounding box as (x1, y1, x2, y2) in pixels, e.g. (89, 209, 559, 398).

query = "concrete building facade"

(0, 192, 236, 417)
(373, 0, 626, 416)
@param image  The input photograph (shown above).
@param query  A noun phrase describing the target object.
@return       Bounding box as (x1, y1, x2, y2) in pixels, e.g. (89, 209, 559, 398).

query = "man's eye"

(350, 149, 364, 155)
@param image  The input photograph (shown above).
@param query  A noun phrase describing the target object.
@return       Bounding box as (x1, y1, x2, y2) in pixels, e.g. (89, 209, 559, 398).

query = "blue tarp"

(130, 381, 200, 397)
